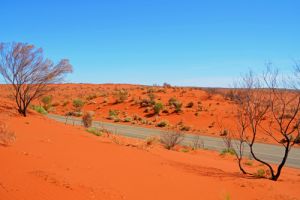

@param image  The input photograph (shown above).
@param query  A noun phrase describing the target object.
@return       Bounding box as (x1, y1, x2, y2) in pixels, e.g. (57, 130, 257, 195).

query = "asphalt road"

(47, 114, 300, 168)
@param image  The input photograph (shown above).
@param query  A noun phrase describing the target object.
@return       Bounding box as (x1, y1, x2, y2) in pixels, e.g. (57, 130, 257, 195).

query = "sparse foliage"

(73, 99, 84, 112)
(0, 42, 72, 116)
(231, 66, 300, 181)
(153, 102, 164, 115)
(114, 89, 128, 103)
(82, 111, 93, 128)
(41, 95, 52, 111)
(160, 131, 184, 150)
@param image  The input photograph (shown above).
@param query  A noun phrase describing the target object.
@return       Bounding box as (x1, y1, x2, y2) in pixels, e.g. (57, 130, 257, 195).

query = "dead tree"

(0, 42, 72, 116)
(233, 68, 300, 181)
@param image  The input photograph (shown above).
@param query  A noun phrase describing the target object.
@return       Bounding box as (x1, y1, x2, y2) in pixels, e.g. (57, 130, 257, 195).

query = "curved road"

(47, 114, 300, 168)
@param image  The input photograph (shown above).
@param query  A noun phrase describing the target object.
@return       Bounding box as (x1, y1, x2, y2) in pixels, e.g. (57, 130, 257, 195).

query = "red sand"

(0, 84, 278, 143)
(0, 98, 300, 200)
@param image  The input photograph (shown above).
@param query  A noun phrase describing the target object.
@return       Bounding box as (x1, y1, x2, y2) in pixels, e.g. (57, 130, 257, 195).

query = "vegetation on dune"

(160, 131, 184, 150)
(156, 120, 168, 127)
(31, 105, 48, 115)
(86, 127, 102, 136)
(73, 99, 84, 112)
(223, 65, 300, 181)
(41, 96, 53, 111)
(153, 102, 164, 115)
(114, 89, 129, 103)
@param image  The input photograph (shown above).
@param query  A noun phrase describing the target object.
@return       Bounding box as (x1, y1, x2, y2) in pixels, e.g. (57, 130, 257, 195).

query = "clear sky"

(1, 0, 299, 87)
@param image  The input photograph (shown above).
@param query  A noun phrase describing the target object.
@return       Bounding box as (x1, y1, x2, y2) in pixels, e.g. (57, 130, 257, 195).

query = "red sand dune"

(0, 98, 300, 200)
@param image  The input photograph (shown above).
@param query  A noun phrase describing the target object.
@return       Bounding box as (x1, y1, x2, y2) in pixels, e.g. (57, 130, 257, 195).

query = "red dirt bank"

(0, 99, 299, 200)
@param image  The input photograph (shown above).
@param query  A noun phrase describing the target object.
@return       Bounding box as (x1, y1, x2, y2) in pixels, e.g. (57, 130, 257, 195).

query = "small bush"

(73, 99, 84, 111)
(86, 127, 102, 136)
(153, 102, 164, 115)
(220, 148, 236, 156)
(82, 112, 93, 128)
(62, 101, 69, 106)
(180, 125, 191, 131)
(114, 89, 129, 103)
(124, 117, 132, 122)
(181, 148, 189, 153)
(168, 97, 177, 106)
(108, 109, 119, 120)
(160, 131, 184, 150)
(162, 109, 169, 114)
(148, 93, 156, 105)
(156, 120, 168, 127)
(41, 96, 52, 111)
(173, 101, 183, 113)
(32, 105, 48, 115)
(168, 98, 182, 113)
(186, 101, 194, 108)
(114, 117, 121, 122)
(145, 136, 160, 146)
(133, 114, 142, 121)
(255, 169, 266, 178)
(244, 161, 253, 166)
(86, 94, 97, 100)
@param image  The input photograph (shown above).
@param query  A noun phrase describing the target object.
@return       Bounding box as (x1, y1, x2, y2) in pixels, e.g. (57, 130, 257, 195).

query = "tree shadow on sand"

(168, 161, 257, 180)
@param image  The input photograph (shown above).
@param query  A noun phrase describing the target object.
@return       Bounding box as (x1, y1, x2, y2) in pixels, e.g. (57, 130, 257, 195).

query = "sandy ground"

(0, 83, 288, 144)
(0, 98, 300, 200)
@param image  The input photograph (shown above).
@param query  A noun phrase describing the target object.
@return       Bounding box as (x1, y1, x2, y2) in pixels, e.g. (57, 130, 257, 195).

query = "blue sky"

(1, 0, 299, 87)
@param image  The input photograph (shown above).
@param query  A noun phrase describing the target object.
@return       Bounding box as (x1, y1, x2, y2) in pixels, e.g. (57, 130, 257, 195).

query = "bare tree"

(0, 42, 72, 116)
(233, 67, 300, 181)
(160, 131, 184, 150)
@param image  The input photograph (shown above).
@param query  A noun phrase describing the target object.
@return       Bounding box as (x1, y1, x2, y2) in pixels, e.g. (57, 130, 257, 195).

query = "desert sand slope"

(0, 108, 300, 199)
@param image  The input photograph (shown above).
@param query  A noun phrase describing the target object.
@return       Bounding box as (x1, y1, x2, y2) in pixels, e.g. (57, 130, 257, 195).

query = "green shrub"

(32, 105, 48, 115)
(148, 93, 156, 105)
(168, 98, 182, 113)
(153, 102, 164, 115)
(156, 120, 168, 127)
(41, 96, 52, 111)
(255, 169, 266, 178)
(244, 161, 253, 166)
(173, 101, 183, 113)
(62, 101, 69, 106)
(220, 148, 236, 156)
(181, 148, 189, 153)
(140, 98, 151, 107)
(108, 109, 119, 119)
(86, 127, 102, 136)
(124, 117, 132, 122)
(168, 97, 177, 106)
(73, 99, 84, 111)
